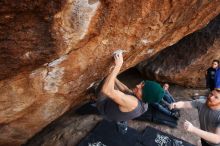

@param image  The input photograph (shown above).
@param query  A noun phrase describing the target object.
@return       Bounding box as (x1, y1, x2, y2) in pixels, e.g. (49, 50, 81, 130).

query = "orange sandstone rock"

(0, 0, 219, 145)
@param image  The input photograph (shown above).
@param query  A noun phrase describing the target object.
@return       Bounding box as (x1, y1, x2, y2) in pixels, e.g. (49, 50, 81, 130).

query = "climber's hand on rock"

(114, 51, 123, 68)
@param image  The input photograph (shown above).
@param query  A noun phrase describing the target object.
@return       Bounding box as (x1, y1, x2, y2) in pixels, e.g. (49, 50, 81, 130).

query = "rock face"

(138, 14, 220, 88)
(0, 0, 220, 145)
(0, 0, 65, 81)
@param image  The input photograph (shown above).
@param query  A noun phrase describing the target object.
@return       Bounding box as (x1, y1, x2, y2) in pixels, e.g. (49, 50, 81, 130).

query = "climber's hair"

(212, 60, 219, 64)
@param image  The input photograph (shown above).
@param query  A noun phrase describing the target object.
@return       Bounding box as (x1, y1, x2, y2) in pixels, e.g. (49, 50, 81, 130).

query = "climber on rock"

(88, 50, 164, 134)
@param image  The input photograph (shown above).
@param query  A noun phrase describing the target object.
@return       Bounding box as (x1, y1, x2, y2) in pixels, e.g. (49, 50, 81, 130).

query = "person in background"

(206, 60, 219, 91)
(151, 83, 180, 119)
(215, 65, 220, 90)
(169, 89, 220, 146)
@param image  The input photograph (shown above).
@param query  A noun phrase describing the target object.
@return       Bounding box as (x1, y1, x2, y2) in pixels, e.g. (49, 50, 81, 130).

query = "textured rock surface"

(0, 0, 65, 81)
(0, 0, 220, 145)
(138, 14, 220, 88)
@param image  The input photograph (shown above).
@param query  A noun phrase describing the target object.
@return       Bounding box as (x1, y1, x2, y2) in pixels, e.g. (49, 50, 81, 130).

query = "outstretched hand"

(114, 51, 123, 67)
(169, 103, 176, 110)
(183, 120, 195, 133)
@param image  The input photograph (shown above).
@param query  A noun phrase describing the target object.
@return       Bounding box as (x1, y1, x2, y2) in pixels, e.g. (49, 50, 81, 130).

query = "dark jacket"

(206, 67, 217, 90)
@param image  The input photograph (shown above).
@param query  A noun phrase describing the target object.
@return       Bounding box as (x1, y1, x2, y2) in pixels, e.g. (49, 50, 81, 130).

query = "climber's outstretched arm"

(101, 52, 136, 108)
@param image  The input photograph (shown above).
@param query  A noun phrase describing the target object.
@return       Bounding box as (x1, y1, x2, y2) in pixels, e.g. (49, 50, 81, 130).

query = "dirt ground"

(24, 68, 209, 146)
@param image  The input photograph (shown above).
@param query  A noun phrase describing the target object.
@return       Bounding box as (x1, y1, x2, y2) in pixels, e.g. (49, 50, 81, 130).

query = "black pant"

(201, 139, 211, 146)
(116, 121, 128, 134)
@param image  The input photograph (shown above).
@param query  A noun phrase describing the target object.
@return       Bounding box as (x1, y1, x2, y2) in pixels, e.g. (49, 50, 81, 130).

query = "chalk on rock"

(113, 49, 127, 56)
(87, 82, 96, 90)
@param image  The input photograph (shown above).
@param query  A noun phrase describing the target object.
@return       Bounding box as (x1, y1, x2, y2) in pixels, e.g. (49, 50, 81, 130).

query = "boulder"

(138, 14, 220, 88)
(0, 0, 220, 145)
